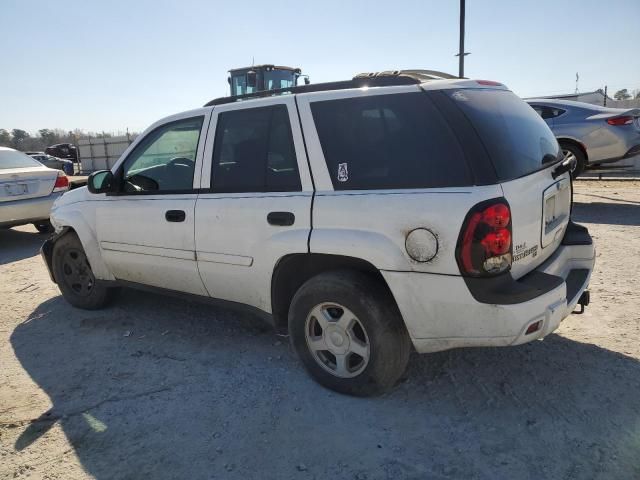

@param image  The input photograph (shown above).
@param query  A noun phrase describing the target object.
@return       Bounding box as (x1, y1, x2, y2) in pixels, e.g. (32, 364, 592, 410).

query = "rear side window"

(530, 104, 566, 119)
(211, 105, 301, 192)
(311, 92, 472, 190)
(447, 90, 560, 181)
(0, 150, 42, 169)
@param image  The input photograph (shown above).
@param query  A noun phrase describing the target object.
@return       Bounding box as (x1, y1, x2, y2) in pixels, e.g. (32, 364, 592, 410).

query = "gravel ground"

(1, 181, 639, 480)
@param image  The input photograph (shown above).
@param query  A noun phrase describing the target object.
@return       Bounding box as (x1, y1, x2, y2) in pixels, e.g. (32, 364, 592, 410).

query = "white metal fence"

(78, 134, 137, 173)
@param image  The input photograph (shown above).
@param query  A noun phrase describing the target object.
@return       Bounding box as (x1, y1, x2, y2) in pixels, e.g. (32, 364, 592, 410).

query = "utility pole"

(604, 85, 608, 106)
(455, 0, 470, 78)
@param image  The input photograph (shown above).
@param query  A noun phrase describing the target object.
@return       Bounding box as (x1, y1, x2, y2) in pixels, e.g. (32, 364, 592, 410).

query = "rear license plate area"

(5, 183, 28, 196)
(542, 178, 570, 248)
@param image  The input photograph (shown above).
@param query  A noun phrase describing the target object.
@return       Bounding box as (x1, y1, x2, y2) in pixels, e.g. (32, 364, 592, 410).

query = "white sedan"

(0, 146, 69, 233)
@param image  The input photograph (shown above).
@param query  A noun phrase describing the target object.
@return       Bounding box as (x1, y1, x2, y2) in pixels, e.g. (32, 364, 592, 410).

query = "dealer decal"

(513, 242, 538, 263)
(337, 163, 349, 182)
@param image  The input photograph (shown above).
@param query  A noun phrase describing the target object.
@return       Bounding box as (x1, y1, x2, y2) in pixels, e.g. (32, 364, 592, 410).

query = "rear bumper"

(382, 222, 595, 353)
(0, 192, 62, 228)
(623, 144, 640, 159)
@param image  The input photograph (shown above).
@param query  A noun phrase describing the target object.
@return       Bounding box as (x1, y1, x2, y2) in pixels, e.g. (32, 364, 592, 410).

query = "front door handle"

(267, 211, 295, 226)
(165, 210, 186, 222)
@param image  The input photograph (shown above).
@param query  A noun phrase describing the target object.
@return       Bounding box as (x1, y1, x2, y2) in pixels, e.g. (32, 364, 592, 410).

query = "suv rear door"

(195, 96, 312, 312)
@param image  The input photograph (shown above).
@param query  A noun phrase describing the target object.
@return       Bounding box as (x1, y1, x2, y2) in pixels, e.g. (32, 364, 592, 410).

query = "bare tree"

(614, 89, 632, 100)
(0, 129, 11, 147)
(11, 129, 30, 149)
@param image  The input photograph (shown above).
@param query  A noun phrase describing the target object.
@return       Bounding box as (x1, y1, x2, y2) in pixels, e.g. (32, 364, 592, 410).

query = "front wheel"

(288, 271, 411, 396)
(52, 232, 117, 309)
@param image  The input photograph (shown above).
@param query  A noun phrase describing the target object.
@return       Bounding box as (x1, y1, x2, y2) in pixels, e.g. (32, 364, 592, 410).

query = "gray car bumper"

(0, 192, 63, 228)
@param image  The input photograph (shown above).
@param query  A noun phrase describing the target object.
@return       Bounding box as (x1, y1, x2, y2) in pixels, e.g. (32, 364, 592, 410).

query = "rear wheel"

(52, 232, 117, 309)
(288, 270, 411, 396)
(33, 221, 54, 234)
(560, 143, 586, 178)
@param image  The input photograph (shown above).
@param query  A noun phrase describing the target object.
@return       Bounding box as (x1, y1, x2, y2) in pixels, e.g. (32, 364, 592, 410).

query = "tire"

(560, 143, 586, 179)
(52, 232, 117, 309)
(288, 270, 411, 396)
(33, 220, 54, 234)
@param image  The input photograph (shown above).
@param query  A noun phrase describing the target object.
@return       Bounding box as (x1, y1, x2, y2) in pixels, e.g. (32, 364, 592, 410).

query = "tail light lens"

(53, 172, 69, 192)
(476, 80, 504, 87)
(607, 116, 634, 126)
(456, 199, 512, 277)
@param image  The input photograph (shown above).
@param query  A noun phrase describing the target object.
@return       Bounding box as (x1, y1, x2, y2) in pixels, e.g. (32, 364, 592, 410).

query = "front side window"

(121, 116, 203, 193)
(311, 92, 472, 190)
(211, 105, 301, 193)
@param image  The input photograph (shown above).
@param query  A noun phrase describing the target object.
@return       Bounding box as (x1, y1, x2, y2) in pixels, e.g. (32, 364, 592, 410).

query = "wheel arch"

(270, 253, 397, 330)
(50, 210, 115, 281)
(557, 137, 588, 162)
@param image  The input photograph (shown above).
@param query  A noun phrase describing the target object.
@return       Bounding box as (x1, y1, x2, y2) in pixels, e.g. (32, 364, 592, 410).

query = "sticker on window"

(337, 163, 349, 182)
(451, 91, 469, 102)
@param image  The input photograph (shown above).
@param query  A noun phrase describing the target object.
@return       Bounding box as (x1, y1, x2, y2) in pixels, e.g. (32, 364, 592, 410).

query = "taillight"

(456, 199, 512, 277)
(53, 172, 69, 192)
(607, 116, 634, 126)
(476, 80, 503, 87)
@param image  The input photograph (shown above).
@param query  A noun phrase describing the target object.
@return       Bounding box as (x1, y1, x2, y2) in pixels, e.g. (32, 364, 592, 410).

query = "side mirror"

(246, 70, 257, 88)
(87, 170, 115, 194)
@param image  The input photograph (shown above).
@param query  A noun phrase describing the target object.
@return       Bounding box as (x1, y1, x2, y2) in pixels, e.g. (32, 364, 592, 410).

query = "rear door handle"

(165, 210, 186, 222)
(267, 211, 295, 226)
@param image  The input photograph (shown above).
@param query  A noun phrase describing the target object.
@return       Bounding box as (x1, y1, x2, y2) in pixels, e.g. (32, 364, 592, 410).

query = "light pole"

(455, 0, 470, 78)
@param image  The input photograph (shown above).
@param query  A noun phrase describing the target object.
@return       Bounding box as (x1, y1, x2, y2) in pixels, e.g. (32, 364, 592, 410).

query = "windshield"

(446, 89, 561, 181)
(263, 70, 296, 90)
(0, 149, 43, 169)
(231, 74, 255, 96)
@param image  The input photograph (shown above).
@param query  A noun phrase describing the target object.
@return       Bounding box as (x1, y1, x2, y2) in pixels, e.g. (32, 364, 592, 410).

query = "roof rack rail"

(353, 69, 460, 81)
(204, 69, 458, 107)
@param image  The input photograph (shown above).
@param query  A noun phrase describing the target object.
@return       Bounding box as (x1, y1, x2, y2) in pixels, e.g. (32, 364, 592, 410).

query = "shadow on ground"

(0, 227, 46, 265)
(10, 289, 640, 479)
(573, 201, 640, 226)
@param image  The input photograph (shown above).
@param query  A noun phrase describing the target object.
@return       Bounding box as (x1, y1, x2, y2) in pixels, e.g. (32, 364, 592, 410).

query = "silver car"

(527, 99, 640, 176)
(0, 147, 69, 233)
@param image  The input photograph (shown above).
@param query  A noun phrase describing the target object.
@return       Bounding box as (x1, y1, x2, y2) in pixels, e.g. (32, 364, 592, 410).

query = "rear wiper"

(552, 156, 576, 179)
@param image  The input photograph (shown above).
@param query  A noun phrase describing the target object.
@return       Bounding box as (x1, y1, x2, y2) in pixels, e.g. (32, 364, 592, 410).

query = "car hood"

(52, 185, 91, 209)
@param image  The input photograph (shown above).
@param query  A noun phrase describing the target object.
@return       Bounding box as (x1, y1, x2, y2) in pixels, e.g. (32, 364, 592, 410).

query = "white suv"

(42, 72, 595, 396)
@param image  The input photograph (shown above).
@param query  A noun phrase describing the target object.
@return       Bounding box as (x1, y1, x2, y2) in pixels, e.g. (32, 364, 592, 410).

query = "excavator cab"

(228, 65, 307, 96)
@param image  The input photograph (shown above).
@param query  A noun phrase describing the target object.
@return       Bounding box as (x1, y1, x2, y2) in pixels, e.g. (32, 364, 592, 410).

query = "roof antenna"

(575, 72, 579, 94)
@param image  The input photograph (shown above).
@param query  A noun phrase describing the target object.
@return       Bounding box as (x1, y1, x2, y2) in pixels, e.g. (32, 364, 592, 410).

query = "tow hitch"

(573, 290, 590, 314)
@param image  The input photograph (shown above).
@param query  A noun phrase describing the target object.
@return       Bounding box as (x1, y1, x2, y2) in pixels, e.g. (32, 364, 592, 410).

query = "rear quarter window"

(310, 92, 472, 190)
(447, 89, 561, 181)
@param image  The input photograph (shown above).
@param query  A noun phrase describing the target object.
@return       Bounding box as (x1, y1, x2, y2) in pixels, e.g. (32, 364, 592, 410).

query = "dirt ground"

(1, 181, 639, 480)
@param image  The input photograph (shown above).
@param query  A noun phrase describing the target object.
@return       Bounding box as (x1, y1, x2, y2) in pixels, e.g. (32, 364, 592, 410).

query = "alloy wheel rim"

(61, 248, 95, 297)
(562, 149, 578, 172)
(304, 302, 370, 378)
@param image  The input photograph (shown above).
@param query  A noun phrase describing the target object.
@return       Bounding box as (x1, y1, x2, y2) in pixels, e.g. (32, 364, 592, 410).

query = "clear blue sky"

(1, 0, 638, 134)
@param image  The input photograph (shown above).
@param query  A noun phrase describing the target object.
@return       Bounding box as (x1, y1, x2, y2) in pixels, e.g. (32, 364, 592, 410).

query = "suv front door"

(95, 111, 210, 295)
(195, 97, 312, 312)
